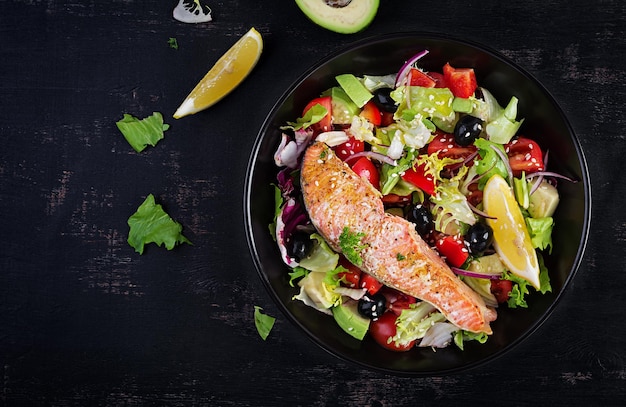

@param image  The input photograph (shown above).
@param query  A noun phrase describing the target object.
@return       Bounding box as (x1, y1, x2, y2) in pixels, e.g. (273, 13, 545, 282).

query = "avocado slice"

(295, 0, 380, 34)
(331, 300, 370, 340)
(528, 180, 560, 218)
(335, 74, 373, 108)
(323, 86, 360, 124)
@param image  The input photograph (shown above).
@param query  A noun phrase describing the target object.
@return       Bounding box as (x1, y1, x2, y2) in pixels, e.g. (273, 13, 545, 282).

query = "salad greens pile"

(271, 51, 571, 351)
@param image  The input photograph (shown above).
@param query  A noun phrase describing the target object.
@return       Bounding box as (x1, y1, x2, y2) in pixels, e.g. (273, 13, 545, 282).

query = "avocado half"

(295, 0, 380, 34)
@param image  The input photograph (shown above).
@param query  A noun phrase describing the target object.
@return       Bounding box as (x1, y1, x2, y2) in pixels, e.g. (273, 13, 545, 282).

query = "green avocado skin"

(295, 0, 380, 34)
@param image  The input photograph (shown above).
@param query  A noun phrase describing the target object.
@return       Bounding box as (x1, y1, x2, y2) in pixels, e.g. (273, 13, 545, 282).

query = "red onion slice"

(452, 267, 502, 280)
(395, 50, 429, 87)
(344, 151, 398, 166)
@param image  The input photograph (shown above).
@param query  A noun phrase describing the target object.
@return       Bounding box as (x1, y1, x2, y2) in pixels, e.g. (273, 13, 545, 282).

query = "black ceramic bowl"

(244, 32, 591, 375)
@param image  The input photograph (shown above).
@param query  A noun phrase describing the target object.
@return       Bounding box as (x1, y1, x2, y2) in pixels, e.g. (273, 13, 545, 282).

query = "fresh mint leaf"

(254, 306, 275, 340)
(116, 112, 170, 152)
(127, 194, 191, 254)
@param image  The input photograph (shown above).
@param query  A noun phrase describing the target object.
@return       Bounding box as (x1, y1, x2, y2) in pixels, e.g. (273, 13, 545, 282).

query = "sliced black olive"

(406, 204, 434, 237)
(357, 292, 387, 320)
(372, 87, 397, 113)
(466, 222, 494, 256)
(287, 231, 313, 262)
(454, 115, 484, 146)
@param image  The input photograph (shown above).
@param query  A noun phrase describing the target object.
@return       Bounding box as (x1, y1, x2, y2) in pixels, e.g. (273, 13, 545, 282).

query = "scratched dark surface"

(0, 0, 624, 405)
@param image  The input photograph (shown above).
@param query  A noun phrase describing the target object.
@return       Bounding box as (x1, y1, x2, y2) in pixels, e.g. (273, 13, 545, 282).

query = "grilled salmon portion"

(300, 142, 496, 334)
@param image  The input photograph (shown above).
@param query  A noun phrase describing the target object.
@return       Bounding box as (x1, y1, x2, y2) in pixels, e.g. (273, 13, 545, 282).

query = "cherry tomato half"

(333, 136, 364, 161)
(505, 136, 545, 177)
(369, 312, 415, 352)
(337, 256, 362, 288)
(351, 157, 380, 190)
(303, 96, 332, 133)
(491, 279, 513, 303)
(427, 131, 477, 162)
(359, 100, 382, 126)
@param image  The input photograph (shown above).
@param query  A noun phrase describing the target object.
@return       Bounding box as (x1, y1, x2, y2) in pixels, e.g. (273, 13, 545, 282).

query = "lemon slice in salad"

(483, 174, 540, 289)
(173, 27, 263, 118)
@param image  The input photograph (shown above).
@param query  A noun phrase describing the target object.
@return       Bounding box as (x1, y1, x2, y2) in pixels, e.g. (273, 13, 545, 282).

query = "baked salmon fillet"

(300, 141, 496, 334)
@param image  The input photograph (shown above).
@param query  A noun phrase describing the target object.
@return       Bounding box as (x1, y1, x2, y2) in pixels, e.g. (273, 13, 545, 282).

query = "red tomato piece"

(332, 136, 364, 161)
(491, 279, 513, 303)
(408, 68, 436, 87)
(360, 273, 384, 295)
(401, 163, 436, 196)
(381, 193, 412, 206)
(504, 136, 545, 177)
(351, 157, 380, 190)
(369, 312, 415, 352)
(427, 131, 477, 162)
(435, 234, 470, 268)
(359, 100, 382, 126)
(443, 63, 478, 98)
(303, 96, 332, 133)
(380, 111, 395, 127)
(466, 182, 484, 207)
(428, 71, 448, 88)
(380, 287, 418, 316)
(337, 256, 362, 288)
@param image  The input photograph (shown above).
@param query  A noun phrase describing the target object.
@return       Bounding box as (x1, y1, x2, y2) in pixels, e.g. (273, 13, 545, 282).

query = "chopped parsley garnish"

(168, 37, 179, 49)
(254, 306, 275, 341)
(396, 253, 406, 261)
(338, 227, 366, 266)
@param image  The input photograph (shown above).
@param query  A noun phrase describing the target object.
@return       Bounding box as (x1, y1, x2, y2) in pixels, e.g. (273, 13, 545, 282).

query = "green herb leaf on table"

(116, 112, 170, 153)
(168, 37, 179, 49)
(254, 306, 275, 340)
(127, 194, 192, 254)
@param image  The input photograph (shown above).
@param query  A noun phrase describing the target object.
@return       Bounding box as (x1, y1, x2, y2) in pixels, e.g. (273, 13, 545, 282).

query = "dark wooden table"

(1, 1, 624, 405)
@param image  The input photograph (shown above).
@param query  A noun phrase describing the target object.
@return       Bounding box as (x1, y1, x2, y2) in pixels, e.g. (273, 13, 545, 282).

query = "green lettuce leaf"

(526, 216, 554, 253)
(473, 138, 509, 189)
(298, 233, 339, 272)
(288, 267, 309, 287)
(116, 112, 170, 152)
(254, 306, 275, 341)
(280, 103, 328, 131)
(127, 194, 192, 254)
(392, 302, 446, 347)
(454, 330, 489, 350)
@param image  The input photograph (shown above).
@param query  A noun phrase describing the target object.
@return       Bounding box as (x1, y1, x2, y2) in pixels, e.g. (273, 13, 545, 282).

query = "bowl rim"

(243, 31, 592, 376)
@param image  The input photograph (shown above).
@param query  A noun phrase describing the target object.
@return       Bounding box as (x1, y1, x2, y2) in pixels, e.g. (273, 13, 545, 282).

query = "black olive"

(372, 87, 397, 113)
(357, 292, 387, 320)
(466, 222, 494, 256)
(287, 231, 313, 262)
(406, 204, 434, 237)
(454, 115, 484, 146)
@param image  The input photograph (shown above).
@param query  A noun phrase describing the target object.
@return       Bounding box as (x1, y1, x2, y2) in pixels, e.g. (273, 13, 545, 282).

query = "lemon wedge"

(173, 27, 263, 118)
(483, 174, 540, 289)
